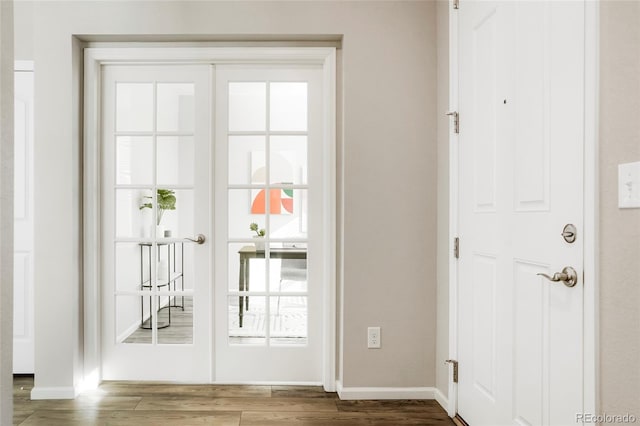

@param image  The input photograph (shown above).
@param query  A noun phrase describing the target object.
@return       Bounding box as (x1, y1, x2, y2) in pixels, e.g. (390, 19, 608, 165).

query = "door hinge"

(446, 111, 459, 133)
(452, 0, 459, 10)
(445, 359, 459, 383)
(454, 237, 460, 259)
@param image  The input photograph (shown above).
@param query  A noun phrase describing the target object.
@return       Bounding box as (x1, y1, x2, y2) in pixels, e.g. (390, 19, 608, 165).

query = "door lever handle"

(185, 234, 206, 245)
(537, 266, 578, 287)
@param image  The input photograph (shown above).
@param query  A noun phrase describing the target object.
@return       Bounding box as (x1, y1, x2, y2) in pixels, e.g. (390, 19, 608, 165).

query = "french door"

(98, 58, 331, 384)
(214, 66, 325, 383)
(101, 65, 211, 381)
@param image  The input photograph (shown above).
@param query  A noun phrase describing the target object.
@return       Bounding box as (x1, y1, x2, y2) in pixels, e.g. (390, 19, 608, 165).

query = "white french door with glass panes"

(101, 65, 211, 381)
(214, 67, 324, 383)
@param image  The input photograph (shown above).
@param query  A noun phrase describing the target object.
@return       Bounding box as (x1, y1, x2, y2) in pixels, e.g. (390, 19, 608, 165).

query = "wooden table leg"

(239, 257, 245, 328)
(245, 258, 250, 311)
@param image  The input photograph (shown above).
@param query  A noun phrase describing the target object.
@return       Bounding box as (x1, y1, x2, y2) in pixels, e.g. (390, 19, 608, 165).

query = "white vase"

(156, 225, 165, 239)
(253, 236, 265, 251)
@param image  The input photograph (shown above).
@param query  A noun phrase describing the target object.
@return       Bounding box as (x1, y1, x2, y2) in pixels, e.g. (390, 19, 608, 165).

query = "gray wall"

(13, 0, 438, 391)
(435, 0, 449, 399)
(599, 0, 640, 417)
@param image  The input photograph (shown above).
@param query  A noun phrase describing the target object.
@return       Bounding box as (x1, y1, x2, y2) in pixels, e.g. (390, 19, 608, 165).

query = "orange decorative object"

(251, 188, 293, 214)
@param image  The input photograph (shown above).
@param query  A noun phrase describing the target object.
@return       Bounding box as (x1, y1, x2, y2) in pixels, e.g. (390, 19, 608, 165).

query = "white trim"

(31, 387, 79, 400)
(322, 48, 337, 393)
(582, 0, 600, 417)
(14, 60, 34, 72)
(447, 0, 460, 418)
(447, 0, 599, 420)
(83, 49, 103, 388)
(434, 387, 449, 411)
(84, 47, 332, 65)
(212, 381, 322, 386)
(336, 381, 439, 400)
(83, 46, 337, 390)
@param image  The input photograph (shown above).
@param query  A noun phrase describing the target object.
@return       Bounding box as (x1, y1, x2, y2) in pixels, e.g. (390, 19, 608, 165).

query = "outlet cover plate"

(619, 161, 640, 208)
(367, 327, 381, 349)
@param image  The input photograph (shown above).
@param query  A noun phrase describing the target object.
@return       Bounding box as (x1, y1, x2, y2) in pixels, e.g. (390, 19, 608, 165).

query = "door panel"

(14, 70, 35, 374)
(214, 67, 324, 383)
(101, 65, 211, 381)
(458, 1, 584, 425)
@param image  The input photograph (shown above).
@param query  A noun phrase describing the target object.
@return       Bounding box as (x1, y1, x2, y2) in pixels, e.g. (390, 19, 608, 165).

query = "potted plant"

(249, 222, 266, 251)
(140, 189, 177, 238)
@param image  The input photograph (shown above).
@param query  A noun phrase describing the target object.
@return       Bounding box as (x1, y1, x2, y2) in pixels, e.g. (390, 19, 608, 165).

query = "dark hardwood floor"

(13, 376, 455, 425)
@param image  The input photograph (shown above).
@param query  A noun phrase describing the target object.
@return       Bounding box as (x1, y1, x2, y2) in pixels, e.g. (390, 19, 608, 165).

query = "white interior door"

(214, 66, 324, 383)
(14, 67, 35, 374)
(101, 64, 212, 381)
(457, 1, 584, 425)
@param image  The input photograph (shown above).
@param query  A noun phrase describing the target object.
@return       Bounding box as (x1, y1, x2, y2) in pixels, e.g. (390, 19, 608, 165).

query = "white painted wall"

(0, 0, 14, 422)
(14, 0, 438, 394)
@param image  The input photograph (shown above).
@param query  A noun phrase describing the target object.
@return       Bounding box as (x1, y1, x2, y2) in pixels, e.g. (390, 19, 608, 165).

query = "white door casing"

(14, 64, 35, 374)
(83, 47, 336, 389)
(453, 1, 594, 425)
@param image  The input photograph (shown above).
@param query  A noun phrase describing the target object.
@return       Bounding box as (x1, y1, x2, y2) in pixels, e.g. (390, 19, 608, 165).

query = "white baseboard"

(335, 380, 438, 400)
(434, 387, 448, 410)
(31, 386, 79, 400)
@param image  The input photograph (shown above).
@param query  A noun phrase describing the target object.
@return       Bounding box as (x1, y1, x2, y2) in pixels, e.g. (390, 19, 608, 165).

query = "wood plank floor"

(14, 376, 455, 425)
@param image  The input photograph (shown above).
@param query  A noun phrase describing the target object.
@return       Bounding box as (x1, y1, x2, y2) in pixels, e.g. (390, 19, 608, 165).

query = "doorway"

(84, 47, 337, 387)
(449, 1, 597, 424)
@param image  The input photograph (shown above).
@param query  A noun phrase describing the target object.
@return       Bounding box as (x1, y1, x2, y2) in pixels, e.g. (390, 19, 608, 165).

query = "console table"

(140, 242, 185, 329)
(237, 245, 307, 327)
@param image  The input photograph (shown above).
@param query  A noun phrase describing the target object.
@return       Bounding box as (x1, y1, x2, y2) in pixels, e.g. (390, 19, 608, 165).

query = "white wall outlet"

(367, 326, 381, 349)
(619, 161, 640, 208)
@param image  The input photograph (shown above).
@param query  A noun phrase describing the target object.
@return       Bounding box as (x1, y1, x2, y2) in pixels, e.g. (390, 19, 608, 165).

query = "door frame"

(446, 0, 599, 418)
(83, 46, 337, 391)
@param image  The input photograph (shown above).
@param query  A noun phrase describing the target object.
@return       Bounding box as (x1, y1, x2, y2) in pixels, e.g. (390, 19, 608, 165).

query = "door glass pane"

(269, 242, 307, 293)
(228, 189, 267, 240)
(117, 295, 152, 344)
(228, 296, 266, 345)
(116, 136, 153, 185)
(228, 136, 266, 185)
(228, 82, 266, 131)
(158, 296, 193, 345)
(116, 83, 153, 132)
(116, 188, 153, 239)
(157, 136, 194, 186)
(270, 82, 307, 131)
(116, 243, 146, 292)
(270, 296, 307, 345)
(157, 83, 194, 132)
(152, 242, 194, 293)
(156, 189, 194, 240)
(270, 136, 307, 185)
(269, 189, 307, 239)
(230, 242, 266, 293)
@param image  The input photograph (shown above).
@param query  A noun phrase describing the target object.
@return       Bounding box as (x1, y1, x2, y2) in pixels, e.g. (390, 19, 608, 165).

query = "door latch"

(561, 224, 577, 244)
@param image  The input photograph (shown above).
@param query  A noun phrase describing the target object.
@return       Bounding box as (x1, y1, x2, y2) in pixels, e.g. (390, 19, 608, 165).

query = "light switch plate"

(619, 161, 640, 208)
